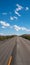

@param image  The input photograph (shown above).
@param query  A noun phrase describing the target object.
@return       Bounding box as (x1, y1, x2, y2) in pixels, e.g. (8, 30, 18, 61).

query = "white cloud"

(2, 13, 7, 15)
(25, 7, 29, 11)
(10, 17, 14, 20)
(14, 16, 17, 20)
(15, 4, 29, 16)
(13, 25, 21, 31)
(2, 26, 5, 28)
(16, 4, 23, 11)
(15, 4, 23, 16)
(0, 21, 30, 32)
(0, 21, 10, 27)
(10, 16, 18, 20)
(13, 25, 30, 32)
(15, 11, 21, 16)
(21, 27, 30, 31)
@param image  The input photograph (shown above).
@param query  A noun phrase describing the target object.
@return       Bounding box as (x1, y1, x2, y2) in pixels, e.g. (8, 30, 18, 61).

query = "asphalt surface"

(0, 37, 17, 65)
(16, 37, 30, 65)
(0, 37, 30, 65)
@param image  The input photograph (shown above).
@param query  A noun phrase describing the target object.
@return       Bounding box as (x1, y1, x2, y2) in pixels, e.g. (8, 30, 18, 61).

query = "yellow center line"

(7, 56, 13, 65)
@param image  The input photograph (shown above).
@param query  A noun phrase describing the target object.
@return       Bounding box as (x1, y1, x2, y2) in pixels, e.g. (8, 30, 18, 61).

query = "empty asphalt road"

(0, 37, 30, 65)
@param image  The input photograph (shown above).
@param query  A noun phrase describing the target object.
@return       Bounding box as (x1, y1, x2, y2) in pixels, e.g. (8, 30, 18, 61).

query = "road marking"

(7, 56, 13, 65)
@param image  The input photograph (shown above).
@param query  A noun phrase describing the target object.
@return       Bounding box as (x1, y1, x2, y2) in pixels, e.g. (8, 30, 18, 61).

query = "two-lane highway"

(0, 37, 30, 65)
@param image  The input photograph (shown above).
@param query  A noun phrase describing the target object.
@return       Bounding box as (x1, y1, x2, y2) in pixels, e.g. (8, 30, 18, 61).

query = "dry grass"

(0, 35, 16, 40)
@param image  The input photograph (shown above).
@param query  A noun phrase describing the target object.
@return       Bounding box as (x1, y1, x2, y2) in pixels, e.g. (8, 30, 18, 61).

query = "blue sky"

(0, 0, 30, 35)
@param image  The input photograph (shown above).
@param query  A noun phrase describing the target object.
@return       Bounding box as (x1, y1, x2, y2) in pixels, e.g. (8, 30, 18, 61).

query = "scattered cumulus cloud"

(10, 17, 14, 20)
(16, 4, 23, 11)
(0, 21, 30, 32)
(15, 4, 23, 16)
(21, 27, 30, 31)
(10, 16, 18, 20)
(15, 4, 29, 17)
(15, 11, 21, 16)
(2, 26, 5, 28)
(13, 25, 21, 31)
(1, 4, 29, 22)
(25, 7, 29, 11)
(13, 25, 30, 32)
(14, 16, 17, 19)
(0, 21, 10, 28)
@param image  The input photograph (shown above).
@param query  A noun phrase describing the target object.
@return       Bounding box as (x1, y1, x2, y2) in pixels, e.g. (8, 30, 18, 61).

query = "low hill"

(0, 35, 17, 41)
(20, 34, 30, 40)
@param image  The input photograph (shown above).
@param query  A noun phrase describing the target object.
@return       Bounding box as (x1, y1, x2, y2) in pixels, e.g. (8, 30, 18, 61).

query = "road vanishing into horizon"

(0, 37, 30, 65)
